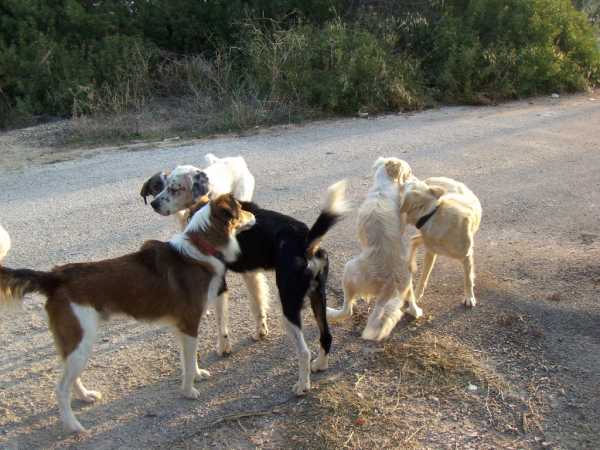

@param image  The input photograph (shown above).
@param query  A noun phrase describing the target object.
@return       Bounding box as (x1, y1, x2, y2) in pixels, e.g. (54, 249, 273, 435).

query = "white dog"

(140, 154, 269, 354)
(0, 223, 10, 262)
(400, 177, 482, 307)
(327, 157, 421, 341)
(141, 153, 256, 229)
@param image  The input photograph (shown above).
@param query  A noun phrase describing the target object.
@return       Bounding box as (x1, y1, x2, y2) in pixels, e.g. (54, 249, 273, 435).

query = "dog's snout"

(150, 198, 160, 210)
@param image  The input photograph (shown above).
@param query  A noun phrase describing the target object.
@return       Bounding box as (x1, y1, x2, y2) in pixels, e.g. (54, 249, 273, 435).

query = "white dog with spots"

(140, 154, 269, 354)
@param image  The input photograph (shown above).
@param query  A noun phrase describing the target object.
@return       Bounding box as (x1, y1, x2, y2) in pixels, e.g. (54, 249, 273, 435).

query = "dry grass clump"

(283, 332, 535, 449)
(381, 331, 507, 396)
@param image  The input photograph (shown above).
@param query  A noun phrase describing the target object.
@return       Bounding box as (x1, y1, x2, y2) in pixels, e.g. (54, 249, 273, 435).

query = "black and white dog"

(144, 170, 347, 395)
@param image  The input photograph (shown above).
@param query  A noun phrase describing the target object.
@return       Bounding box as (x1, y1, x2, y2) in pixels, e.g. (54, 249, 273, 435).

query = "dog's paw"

(326, 306, 350, 322)
(183, 387, 201, 400)
(80, 390, 102, 404)
(311, 354, 329, 373)
(463, 297, 477, 308)
(196, 368, 211, 379)
(64, 419, 86, 434)
(293, 379, 311, 396)
(217, 335, 232, 356)
(405, 304, 423, 319)
(253, 320, 269, 341)
(361, 325, 381, 341)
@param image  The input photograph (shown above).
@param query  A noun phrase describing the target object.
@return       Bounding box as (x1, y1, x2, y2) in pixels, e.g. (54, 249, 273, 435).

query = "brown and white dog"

(140, 154, 269, 353)
(327, 157, 421, 341)
(0, 194, 255, 433)
(400, 177, 482, 307)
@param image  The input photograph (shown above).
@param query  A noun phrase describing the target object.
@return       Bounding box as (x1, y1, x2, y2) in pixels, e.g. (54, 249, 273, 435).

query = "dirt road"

(1, 92, 599, 449)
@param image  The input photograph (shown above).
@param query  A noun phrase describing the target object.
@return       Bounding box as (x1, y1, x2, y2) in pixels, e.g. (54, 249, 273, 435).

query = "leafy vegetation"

(1, 0, 598, 133)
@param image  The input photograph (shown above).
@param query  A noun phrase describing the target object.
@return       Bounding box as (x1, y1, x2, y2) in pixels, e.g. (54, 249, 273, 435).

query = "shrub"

(425, 0, 600, 103)
(245, 19, 425, 114)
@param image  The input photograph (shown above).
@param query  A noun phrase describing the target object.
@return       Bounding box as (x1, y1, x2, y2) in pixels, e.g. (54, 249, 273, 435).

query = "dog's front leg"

(243, 271, 269, 340)
(215, 291, 232, 355)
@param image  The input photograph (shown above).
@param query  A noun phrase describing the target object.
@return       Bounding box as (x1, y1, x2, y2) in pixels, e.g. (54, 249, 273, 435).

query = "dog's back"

(425, 177, 482, 220)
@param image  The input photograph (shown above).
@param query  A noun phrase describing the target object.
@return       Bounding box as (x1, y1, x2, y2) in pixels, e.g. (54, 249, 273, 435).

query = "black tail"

(306, 180, 348, 257)
(0, 266, 59, 305)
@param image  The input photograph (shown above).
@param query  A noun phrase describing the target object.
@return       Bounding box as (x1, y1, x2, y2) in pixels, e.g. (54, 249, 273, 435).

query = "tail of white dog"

(305, 180, 349, 257)
(0, 223, 11, 263)
(204, 153, 220, 165)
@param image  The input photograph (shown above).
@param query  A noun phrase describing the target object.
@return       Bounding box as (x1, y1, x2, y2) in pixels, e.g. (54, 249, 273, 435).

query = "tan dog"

(327, 157, 421, 341)
(400, 177, 482, 307)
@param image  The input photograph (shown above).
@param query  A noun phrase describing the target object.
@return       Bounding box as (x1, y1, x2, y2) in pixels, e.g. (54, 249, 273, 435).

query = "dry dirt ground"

(0, 92, 599, 449)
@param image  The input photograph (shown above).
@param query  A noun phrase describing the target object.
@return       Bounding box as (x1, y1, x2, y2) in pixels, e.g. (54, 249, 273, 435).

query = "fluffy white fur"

(327, 157, 420, 341)
(153, 155, 255, 228)
(401, 177, 482, 307)
(0, 223, 10, 262)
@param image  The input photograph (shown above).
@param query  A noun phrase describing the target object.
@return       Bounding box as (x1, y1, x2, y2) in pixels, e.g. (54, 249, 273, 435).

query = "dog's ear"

(140, 172, 166, 205)
(191, 171, 210, 200)
(399, 161, 413, 184)
(428, 186, 446, 199)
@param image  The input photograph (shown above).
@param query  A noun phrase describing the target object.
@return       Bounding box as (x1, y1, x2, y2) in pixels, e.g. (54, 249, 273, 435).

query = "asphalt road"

(1, 92, 599, 449)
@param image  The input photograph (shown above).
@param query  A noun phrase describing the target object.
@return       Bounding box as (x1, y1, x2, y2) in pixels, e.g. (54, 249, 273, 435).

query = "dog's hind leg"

(309, 273, 332, 372)
(362, 281, 396, 341)
(176, 327, 206, 400)
(282, 312, 311, 396)
(53, 303, 99, 433)
(415, 250, 437, 301)
(462, 251, 477, 307)
(327, 258, 358, 322)
(243, 271, 269, 340)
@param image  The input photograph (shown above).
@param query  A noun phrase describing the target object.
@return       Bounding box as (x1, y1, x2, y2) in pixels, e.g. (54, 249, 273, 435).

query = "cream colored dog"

(327, 157, 421, 341)
(400, 177, 482, 307)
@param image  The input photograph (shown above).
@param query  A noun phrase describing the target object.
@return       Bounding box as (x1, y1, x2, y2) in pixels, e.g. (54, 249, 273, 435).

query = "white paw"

(293, 379, 311, 396)
(311, 355, 329, 373)
(183, 387, 201, 400)
(81, 390, 102, 403)
(361, 325, 380, 341)
(64, 419, 86, 434)
(406, 304, 423, 319)
(464, 297, 477, 308)
(253, 320, 269, 341)
(217, 335, 232, 356)
(196, 369, 211, 379)
(326, 307, 350, 322)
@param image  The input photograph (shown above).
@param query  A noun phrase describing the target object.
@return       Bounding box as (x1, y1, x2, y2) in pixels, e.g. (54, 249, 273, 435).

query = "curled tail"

(0, 266, 59, 305)
(306, 180, 349, 257)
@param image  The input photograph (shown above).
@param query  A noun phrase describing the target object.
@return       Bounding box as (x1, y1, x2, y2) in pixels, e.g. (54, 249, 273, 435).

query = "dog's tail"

(0, 266, 59, 306)
(306, 180, 349, 257)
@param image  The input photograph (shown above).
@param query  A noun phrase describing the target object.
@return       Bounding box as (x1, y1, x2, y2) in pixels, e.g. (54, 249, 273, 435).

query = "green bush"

(246, 20, 425, 114)
(1, 0, 599, 129)
(425, 0, 600, 103)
